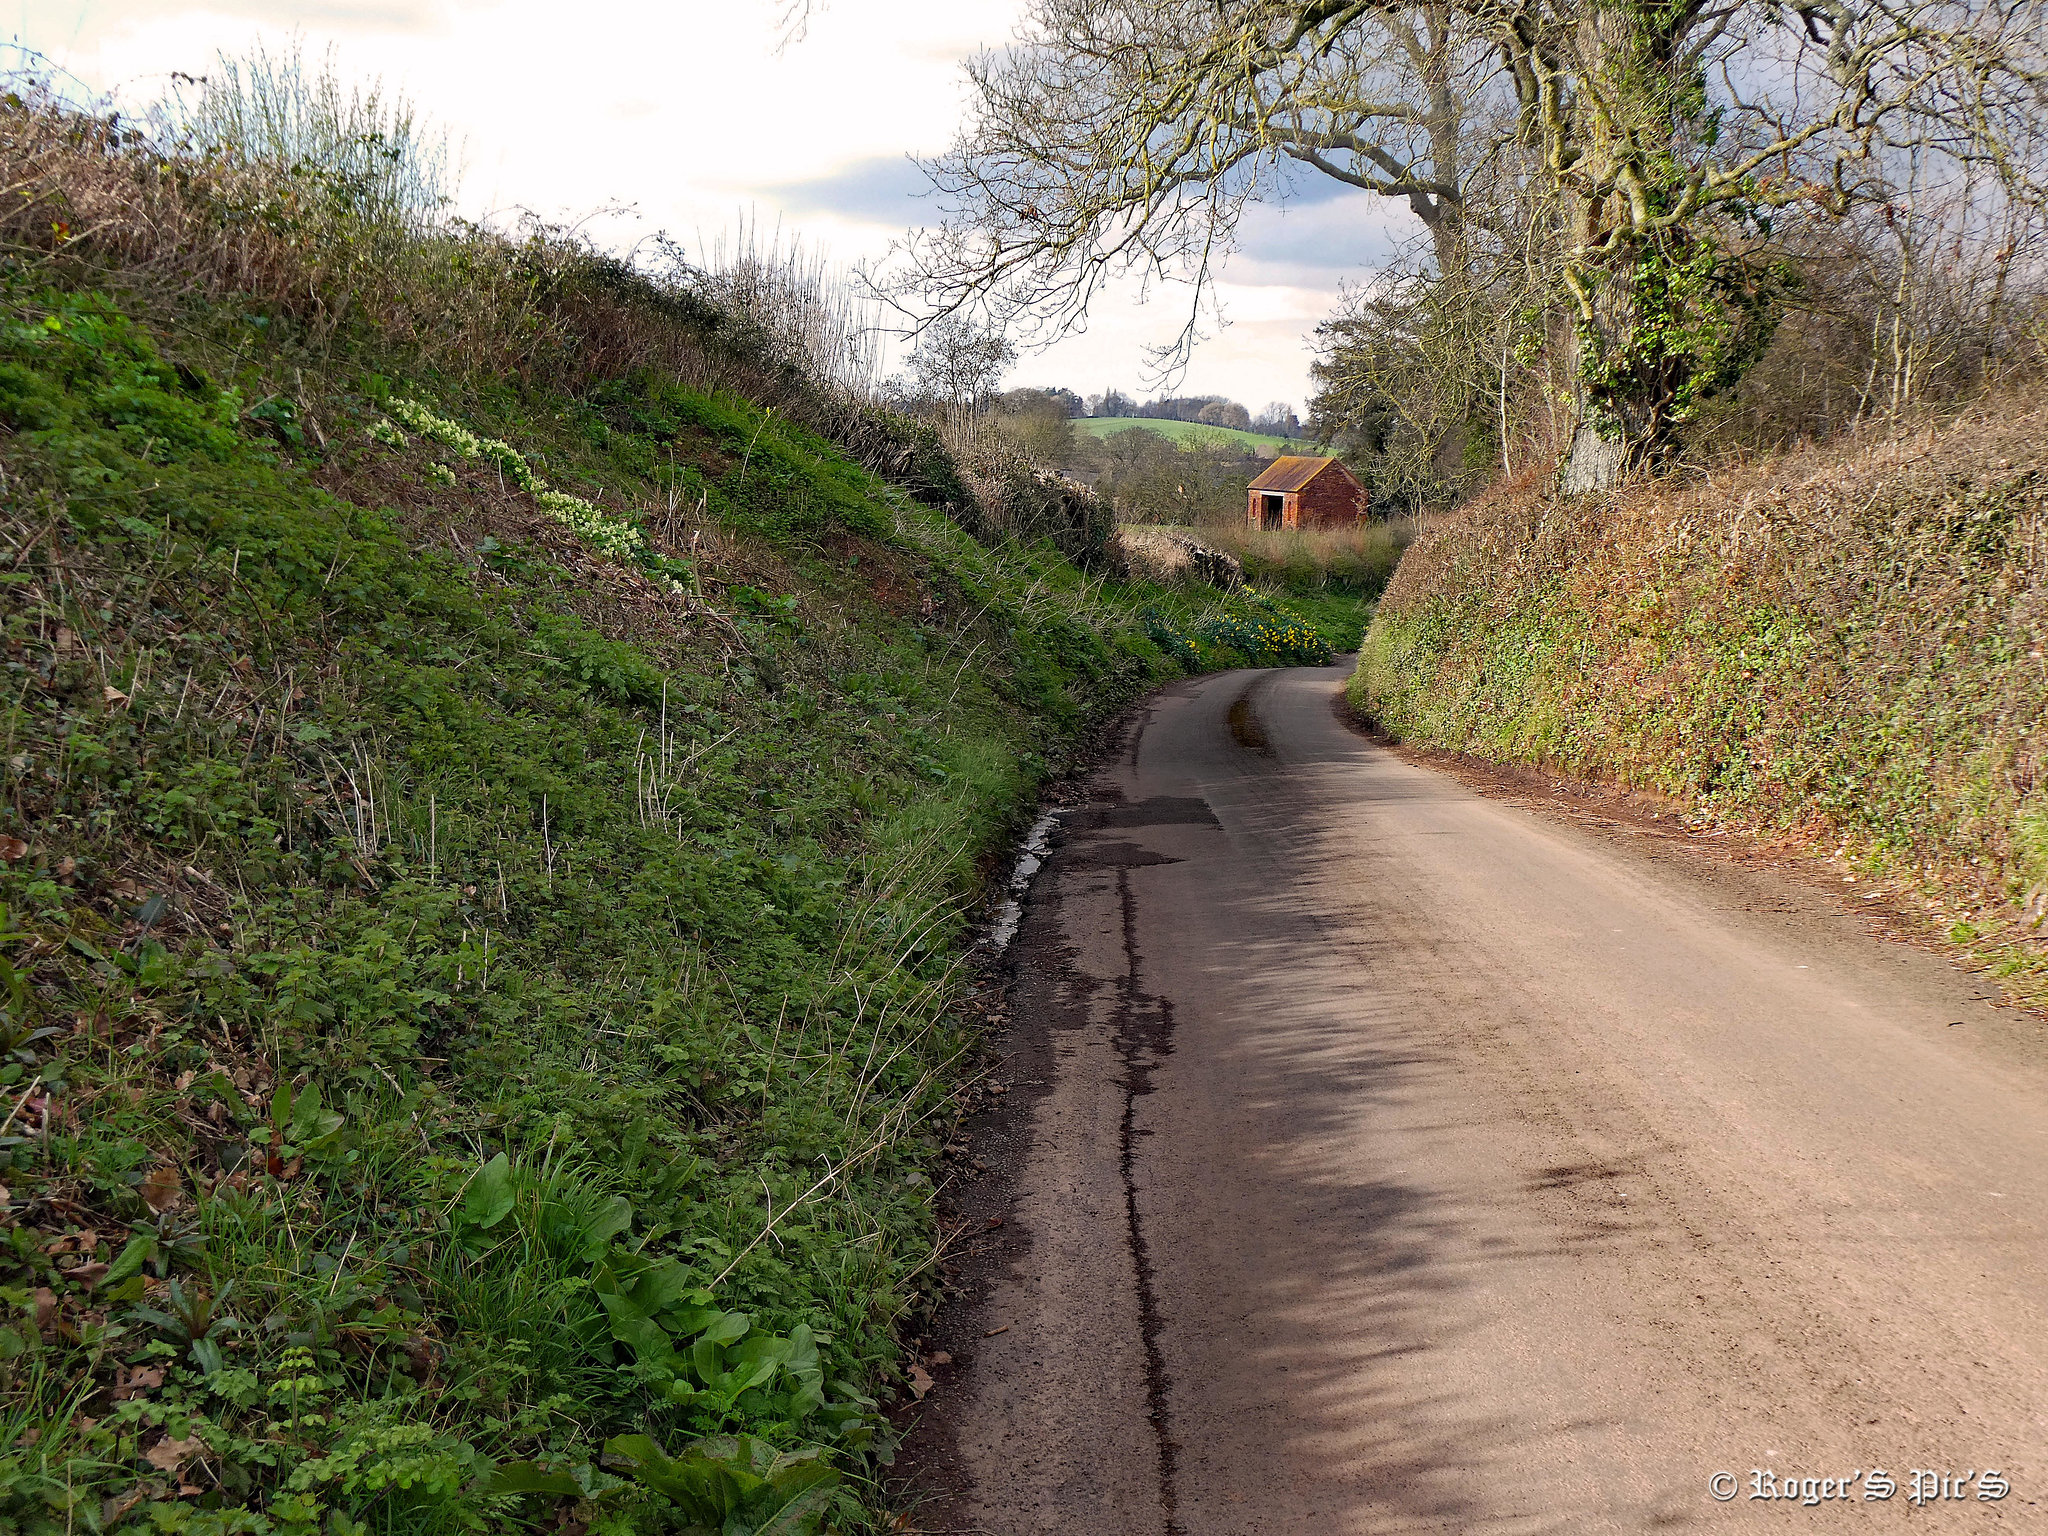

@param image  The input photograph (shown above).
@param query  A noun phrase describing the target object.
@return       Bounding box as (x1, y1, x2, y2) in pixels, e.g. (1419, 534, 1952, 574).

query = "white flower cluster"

(377, 397, 674, 581)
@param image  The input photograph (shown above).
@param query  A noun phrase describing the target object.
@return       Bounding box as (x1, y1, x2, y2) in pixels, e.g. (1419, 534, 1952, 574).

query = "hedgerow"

(1352, 391, 2048, 996)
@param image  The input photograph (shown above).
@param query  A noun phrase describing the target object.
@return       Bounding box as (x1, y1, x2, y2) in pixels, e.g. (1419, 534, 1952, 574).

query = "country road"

(902, 660, 2048, 1534)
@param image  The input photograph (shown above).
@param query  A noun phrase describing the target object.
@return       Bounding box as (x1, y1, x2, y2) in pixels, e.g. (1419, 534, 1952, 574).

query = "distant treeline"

(1016, 385, 1302, 438)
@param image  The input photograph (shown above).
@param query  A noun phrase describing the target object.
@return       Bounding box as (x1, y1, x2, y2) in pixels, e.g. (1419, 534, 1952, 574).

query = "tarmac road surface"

(912, 661, 2048, 1533)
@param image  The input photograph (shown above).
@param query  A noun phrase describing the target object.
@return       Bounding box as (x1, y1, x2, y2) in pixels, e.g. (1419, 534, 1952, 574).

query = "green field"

(1076, 416, 1313, 455)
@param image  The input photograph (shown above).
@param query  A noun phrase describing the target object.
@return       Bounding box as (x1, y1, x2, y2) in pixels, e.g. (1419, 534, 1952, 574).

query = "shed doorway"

(1260, 492, 1284, 530)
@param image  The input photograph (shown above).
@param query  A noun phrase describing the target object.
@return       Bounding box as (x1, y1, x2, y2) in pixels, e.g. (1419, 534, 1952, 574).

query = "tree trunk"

(1557, 245, 1684, 495)
(1559, 380, 1672, 494)
(1559, 415, 1628, 495)
(1550, 7, 1694, 497)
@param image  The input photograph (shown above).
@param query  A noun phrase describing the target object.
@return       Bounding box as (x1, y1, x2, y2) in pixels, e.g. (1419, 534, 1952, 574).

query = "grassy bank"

(0, 75, 1311, 1536)
(1123, 521, 1415, 650)
(1194, 521, 1412, 602)
(1352, 394, 2048, 996)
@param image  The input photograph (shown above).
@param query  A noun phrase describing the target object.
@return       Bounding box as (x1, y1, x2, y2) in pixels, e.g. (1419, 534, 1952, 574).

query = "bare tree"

(897, 0, 2048, 491)
(907, 312, 1018, 423)
(1252, 402, 1303, 436)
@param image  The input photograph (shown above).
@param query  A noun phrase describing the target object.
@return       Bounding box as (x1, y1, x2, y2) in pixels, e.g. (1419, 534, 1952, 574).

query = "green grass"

(0, 279, 1336, 1536)
(1127, 523, 1413, 611)
(1074, 418, 1311, 455)
(1269, 592, 1372, 652)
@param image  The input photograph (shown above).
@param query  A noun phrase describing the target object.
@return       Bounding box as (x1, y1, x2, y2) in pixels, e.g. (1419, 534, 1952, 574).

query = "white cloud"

(12, 0, 1402, 410)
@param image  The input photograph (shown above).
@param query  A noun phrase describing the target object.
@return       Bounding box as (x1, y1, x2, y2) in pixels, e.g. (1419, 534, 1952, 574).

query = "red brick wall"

(1248, 490, 1290, 529)
(1295, 465, 1367, 527)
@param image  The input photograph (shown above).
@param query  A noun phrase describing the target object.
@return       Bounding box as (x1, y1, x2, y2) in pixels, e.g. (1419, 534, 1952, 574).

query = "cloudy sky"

(15, 0, 1415, 411)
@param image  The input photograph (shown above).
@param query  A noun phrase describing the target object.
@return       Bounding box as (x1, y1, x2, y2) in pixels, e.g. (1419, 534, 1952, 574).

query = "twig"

(0, 1074, 41, 1138)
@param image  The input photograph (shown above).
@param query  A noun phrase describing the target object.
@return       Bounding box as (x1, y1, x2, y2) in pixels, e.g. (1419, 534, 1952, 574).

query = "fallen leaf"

(144, 1434, 204, 1472)
(926, 1351, 953, 1368)
(100, 1490, 145, 1526)
(403, 1335, 441, 1381)
(139, 1165, 181, 1213)
(907, 1365, 934, 1401)
(31, 1288, 57, 1330)
(111, 1366, 164, 1401)
(68, 1262, 108, 1286)
(101, 686, 127, 704)
(0, 837, 25, 863)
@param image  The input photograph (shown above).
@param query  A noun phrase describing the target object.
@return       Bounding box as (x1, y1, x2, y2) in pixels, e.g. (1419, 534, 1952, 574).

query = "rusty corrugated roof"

(1248, 455, 1338, 493)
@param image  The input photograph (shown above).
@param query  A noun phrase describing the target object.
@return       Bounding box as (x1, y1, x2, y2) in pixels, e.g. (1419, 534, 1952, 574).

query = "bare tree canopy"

(906, 313, 1018, 419)
(899, 0, 2048, 488)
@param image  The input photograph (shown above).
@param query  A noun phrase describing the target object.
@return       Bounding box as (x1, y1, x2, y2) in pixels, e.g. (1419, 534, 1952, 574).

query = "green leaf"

(661, 1302, 724, 1340)
(691, 1333, 729, 1386)
(462, 1153, 516, 1231)
(785, 1368, 826, 1418)
(784, 1323, 818, 1373)
(602, 1435, 753, 1522)
(700, 1311, 750, 1348)
(633, 1265, 703, 1319)
(102, 1233, 155, 1289)
(484, 1462, 582, 1497)
(603, 1305, 676, 1366)
(576, 1194, 633, 1259)
(748, 1476, 838, 1536)
(0, 955, 31, 1017)
(288, 1080, 345, 1150)
(269, 1078, 295, 1134)
(727, 1334, 794, 1394)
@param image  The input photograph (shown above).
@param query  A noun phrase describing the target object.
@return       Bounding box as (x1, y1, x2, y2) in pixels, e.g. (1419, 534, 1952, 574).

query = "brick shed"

(1246, 456, 1369, 530)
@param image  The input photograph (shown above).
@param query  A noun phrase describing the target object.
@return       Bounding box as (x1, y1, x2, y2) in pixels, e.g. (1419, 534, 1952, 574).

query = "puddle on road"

(1227, 692, 1271, 753)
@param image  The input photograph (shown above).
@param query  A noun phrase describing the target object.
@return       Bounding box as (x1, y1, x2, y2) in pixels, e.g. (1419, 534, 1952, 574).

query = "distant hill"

(1077, 416, 1314, 455)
